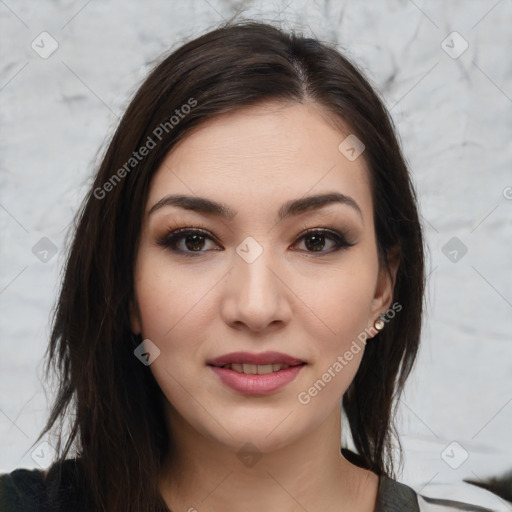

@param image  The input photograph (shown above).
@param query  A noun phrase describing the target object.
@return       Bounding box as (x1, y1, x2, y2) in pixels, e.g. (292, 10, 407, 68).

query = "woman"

(0, 19, 482, 512)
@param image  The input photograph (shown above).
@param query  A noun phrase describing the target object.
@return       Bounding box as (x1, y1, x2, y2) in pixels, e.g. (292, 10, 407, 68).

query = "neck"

(158, 404, 378, 512)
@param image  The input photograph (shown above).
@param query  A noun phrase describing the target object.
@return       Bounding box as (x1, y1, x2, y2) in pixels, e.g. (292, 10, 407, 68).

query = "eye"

(293, 228, 355, 254)
(156, 228, 220, 257)
(156, 226, 355, 258)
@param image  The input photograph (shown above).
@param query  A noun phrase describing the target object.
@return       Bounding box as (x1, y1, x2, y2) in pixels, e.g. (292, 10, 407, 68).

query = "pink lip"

(209, 364, 305, 395)
(206, 351, 304, 367)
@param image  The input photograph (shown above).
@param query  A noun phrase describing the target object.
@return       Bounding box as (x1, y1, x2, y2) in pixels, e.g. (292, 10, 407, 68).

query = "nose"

(220, 244, 292, 333)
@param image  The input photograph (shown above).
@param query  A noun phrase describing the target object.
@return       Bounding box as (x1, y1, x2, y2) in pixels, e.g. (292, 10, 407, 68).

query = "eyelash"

(156, 224, 355, 258)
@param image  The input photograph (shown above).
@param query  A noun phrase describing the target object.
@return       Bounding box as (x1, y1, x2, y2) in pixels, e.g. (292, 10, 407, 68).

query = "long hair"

(33, 19, 426, 511)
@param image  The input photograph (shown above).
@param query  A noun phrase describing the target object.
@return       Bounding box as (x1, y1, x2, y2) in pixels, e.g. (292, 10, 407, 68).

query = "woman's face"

(131, 101, 397, 453)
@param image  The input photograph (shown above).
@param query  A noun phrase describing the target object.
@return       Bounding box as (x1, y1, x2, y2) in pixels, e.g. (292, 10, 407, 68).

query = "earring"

(374, 313, 386, 331)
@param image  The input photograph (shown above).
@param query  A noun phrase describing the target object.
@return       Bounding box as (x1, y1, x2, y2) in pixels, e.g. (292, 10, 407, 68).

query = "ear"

(367, 245, 400, 336)
(129, 296, 142, 335)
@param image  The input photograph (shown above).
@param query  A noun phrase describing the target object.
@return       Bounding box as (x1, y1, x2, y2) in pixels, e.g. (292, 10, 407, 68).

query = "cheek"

(297, 276, 372, 408)
(133, 258, 211, 407)
(133, 253, 221, 402)
(296, 257, 377, 400)
(302, 260, 377, 340)
(134, 254, 209, 340)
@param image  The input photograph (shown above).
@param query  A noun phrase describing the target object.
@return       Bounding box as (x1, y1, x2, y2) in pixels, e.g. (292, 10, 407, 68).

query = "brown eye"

(156, 228, 220, 257)
(156, 227, 355, 258)
(294, 228, 355, 254)
(183, 233, 206, 252)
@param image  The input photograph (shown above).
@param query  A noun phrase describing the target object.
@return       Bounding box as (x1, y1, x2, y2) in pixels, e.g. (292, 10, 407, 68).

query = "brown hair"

(33, 18, 425, 512)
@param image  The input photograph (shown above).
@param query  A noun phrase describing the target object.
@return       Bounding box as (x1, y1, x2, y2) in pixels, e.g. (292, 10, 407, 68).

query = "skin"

(130, 100, 399, 512)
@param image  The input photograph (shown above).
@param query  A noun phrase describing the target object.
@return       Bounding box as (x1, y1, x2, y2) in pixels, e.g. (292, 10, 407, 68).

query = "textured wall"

(1, 0, 511, 506)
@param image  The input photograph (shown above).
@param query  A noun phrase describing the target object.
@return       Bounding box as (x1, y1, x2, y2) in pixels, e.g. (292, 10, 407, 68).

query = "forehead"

(146, 101, 373, 220)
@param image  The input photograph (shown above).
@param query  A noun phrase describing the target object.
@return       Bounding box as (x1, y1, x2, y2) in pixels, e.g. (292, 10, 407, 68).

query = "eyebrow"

(148, 192, 363, 223)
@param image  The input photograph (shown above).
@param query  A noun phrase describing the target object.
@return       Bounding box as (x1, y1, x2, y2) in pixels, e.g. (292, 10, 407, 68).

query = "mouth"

(206, 351, 307, 395)
(209, 362, 305, 374)
(206, 350, 305, 368)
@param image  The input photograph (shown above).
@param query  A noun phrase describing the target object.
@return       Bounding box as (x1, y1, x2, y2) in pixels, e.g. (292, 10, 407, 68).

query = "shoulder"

(376, 474, 421, 511)
(340, 449, 421, 511)
(0, 465, 48, 511)
(0, 458, 90, 512)
(376, 475, 500, 512)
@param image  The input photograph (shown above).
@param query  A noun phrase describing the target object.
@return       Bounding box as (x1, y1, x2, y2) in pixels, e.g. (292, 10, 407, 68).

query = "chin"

(201, 413, 308, 454)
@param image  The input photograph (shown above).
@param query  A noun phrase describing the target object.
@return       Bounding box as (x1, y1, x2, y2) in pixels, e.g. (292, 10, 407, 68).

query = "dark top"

(0, 458, 420, 512)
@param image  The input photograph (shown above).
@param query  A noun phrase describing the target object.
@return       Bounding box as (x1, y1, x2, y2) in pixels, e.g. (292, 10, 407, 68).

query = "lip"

(209, 364, 305, 395)
(206, 351, 304, 367)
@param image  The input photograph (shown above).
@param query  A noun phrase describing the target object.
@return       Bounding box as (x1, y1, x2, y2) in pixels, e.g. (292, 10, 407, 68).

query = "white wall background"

(1, 0, 511, 508)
